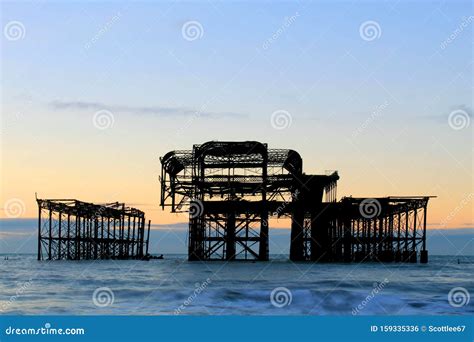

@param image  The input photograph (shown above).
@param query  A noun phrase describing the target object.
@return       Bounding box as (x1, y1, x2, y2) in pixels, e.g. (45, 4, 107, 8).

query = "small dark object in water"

(458, 259, 460, 264)
(143, 254, 163, 260)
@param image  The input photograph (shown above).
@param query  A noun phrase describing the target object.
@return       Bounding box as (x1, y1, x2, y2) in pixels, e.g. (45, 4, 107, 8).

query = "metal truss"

(37, 198, 151, 261)
(160, 141, 433, 263)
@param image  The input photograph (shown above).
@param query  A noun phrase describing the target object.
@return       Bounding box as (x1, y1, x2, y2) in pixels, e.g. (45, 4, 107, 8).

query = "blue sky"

(3, 1, 470, 115)
(1, 1, 472, 255)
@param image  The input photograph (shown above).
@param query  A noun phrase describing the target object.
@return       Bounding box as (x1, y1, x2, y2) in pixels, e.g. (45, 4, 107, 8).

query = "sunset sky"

(1, 0, 472, 233)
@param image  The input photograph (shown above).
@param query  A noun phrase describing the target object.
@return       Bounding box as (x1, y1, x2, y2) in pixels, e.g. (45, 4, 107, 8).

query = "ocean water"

(0, 254, 472, 315)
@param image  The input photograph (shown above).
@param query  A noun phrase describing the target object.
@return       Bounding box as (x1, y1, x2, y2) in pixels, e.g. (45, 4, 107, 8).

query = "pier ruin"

(160, 141, 432, 263)
(37, 198, 151, 260)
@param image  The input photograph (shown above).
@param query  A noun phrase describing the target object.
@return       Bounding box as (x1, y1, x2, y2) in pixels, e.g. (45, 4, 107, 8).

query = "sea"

(0, 254, 472, 315)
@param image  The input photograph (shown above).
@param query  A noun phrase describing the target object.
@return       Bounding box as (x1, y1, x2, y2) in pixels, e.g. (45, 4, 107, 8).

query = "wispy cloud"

(48, 100, 246, 119)
(0, 231, 33, 239)
(421, 105, 472, 122)
(150, 222, 188, 230)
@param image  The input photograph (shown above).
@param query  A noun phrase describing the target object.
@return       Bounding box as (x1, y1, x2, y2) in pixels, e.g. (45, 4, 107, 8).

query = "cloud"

(150, 222, 188, 230)
(48, 100, 246, 119)
(422, 104, 472, 122)
(0, 231, 33, 239)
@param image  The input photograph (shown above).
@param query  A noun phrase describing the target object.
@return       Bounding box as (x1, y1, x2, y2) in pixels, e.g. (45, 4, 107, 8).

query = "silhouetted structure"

(37, 198, 151, 261)
(160, 141, 432, 263)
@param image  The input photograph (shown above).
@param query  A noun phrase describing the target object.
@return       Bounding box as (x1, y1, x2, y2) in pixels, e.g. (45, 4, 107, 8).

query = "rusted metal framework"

(295, 196, 430, 263)
(160, 141, 308, 261)
(37, 198, 151, 261)
(160, 141, 432, 263)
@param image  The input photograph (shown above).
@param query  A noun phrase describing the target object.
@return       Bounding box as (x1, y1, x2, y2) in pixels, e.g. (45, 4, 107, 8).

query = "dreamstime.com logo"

(4, 323, 85, 336)
(352, 278, 390, 315)
(440, 16, 474, 50)
(448, 287, 470, 308)
(270, 110, 292, 130)
(92, 287, 115, 307)
(359, 198, 381, 219)
(270, 287, 292, 308)
(439, 192, 473, 228)
(272, 189, 300, 218)
(189, 199, 204, 218)
(84, 12, 122, 50)
(174, 278, 212, 314)
(93, 110, 115, 130)
(262, 12, 299, 50)
(448, 109, 471, 130)
(1, 279, 33, 312)
(359, 20, 381, 41)
(181, 21, 204, 41)
(3, 198, 26, 218)
(352, 100, 390, 139)
(3, 20, 26, 41)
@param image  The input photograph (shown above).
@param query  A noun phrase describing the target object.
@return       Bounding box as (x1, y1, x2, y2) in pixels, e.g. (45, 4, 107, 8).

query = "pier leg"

(420, 250, 428, 263)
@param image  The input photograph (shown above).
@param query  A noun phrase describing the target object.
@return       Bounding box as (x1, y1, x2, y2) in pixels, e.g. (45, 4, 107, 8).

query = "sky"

(1, 0, 473, 254)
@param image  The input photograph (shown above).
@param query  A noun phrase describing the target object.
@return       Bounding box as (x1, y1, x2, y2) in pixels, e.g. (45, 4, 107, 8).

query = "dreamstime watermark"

(440, 16, 473, 50)
(352, 100, 390, 138)
(189, 199, 204, 218)
(261, 189, 300, 228)
(448, 109, 471, 130)
(93, 110, 115, 130)
(270, 110, 292, 130)
(262, 12, 300, 50)
(5, 323, 85, 336)
(175, 104, 209, 137)
(1, 279, 33, 312)
(84, 12, 122, 50)
(439, 192, 473, 227)
(90, 201, 117, 220)
(174, 278, 212, 314)
(2, 112, 24, 132)
(181, 21, 204, 41)
(3, 198, 26, 218)
(448, 287, 470, 308)
(359, 20, 381, 41)
(3, 20, 26, 41)
(92, 287, 114, 307)
(359, 198, 381, 219)
(270, 287, 292, 308)
(274, 189, 300, 217)
(352, 278, 389, 315)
